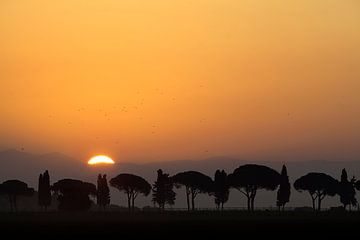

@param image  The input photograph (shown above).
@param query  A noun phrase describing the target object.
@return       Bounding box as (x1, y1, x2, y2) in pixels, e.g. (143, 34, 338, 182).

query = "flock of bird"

(20, 86, 295, 153)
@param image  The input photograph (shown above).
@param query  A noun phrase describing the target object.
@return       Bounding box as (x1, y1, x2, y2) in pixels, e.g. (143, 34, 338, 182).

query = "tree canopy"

(52, 179, 96, 211)
(294, 172, 338, 211)
(110, 173, 151, 211)
(228, 164, 281, 211)
(172, 171, 213, 211)
(0, 180, 34, 212)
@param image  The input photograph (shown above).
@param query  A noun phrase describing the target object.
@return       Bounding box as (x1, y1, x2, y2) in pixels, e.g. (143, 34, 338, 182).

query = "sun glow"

(88, 155, 115, 165)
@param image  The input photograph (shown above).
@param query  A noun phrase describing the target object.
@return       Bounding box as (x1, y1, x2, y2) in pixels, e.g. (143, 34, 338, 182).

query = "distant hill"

(0, 149, 86, 185)
(1, 149, 360, 209)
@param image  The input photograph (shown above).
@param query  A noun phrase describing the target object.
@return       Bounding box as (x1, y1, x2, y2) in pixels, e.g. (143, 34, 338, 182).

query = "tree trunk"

(247, 197, 251, 212)
(132, 196, 135, 212)
(311, 196, 316, 211)
(191, 191, 195, 211)
(127, 196, 131, 212)
(13, 196, 17, 212)
(186, 187, 190, 211)
(317, 195, 321, 211)
(251, 197, 255, 211)
(9, 195, 13, 212)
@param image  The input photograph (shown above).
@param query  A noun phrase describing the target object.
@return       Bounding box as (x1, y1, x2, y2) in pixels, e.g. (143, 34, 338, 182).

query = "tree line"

(0, 164, 359, 212)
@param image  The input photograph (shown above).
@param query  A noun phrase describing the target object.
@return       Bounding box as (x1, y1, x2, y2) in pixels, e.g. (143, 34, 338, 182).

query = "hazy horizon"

(1, 148, 360, 165)
(1, 148, 360, 209)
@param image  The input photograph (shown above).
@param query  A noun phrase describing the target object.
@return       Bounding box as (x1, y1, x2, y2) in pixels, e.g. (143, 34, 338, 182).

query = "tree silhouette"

(228, 164, 280, 211)
(294, 173, 338, 211)
(38, 170, 51, 211)
(38, 174, 43, 207)
(97, 174, 110, 210)
(338, 169, 357, 210)
(110, 173, 151, 212)
(152, 169, 176, 211)
(354, 180, 360, 211)
(0, 180, 34, 212)
(172, 171, 213, 211)
(52, 179, 97, 211)
(211, 170, 229, 210)
(276, 165, 291, 211)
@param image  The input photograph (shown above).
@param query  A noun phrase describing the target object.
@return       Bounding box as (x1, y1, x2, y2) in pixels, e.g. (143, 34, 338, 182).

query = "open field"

(0, 211, 359, 238)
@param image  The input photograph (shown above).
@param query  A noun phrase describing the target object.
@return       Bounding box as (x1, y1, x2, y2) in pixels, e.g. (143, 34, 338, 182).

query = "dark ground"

(0, 211, 359, 238)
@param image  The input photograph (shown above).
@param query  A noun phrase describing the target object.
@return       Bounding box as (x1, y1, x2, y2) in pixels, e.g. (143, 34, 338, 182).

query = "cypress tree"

(97, 174, 110, 209)
(152, 169, 176, 211)
(43, 170, 52, 211)
(213, 170, 229, 210)
(339, 168, 357, 210)
(38, 170, 51, 211)
(277, 165, 291, 211)
(38, 173, 44, 209)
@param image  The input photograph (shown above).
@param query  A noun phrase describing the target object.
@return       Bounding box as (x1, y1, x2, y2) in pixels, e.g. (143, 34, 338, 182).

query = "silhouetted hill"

(1, 149, 360, 209)
(0, 149, 86, 184)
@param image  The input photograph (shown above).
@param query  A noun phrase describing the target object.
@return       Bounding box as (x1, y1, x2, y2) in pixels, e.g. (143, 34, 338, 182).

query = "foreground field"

(0, 211, 359, 237)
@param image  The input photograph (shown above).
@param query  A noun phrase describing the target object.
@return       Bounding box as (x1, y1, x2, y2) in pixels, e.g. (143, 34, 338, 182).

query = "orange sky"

(1, 0, 360, 163)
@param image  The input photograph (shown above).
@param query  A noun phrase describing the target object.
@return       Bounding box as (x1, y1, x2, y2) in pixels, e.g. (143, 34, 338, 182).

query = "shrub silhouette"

(152, 169, 176, 211)
(110, 173, 151, 212)
(211, 170, 229, 210)
(0, 180, 34, 212)
(172, 171, 213, 211)
(38, 170, 51, 211)
(294, 173, 338, 211)
(228, 164, 281, 211)
(52, 179, 97, 211)
(277, 165, 291, 211)
(97, 174, 110, 210)
(338, 169, 357, 210)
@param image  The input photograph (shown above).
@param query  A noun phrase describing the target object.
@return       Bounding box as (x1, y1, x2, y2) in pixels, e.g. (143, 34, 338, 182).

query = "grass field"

(0, 211, 359, 237)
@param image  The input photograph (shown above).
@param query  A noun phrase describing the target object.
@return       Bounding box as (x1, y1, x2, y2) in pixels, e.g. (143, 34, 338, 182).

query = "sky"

(0, 0, 360, 163)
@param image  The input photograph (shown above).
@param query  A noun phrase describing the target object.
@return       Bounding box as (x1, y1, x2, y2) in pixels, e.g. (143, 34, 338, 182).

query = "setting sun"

(88, 155, 115, 165)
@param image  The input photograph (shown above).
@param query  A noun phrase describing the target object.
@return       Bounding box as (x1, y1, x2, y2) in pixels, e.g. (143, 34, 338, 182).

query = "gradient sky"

(1, 0, 360, 163)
